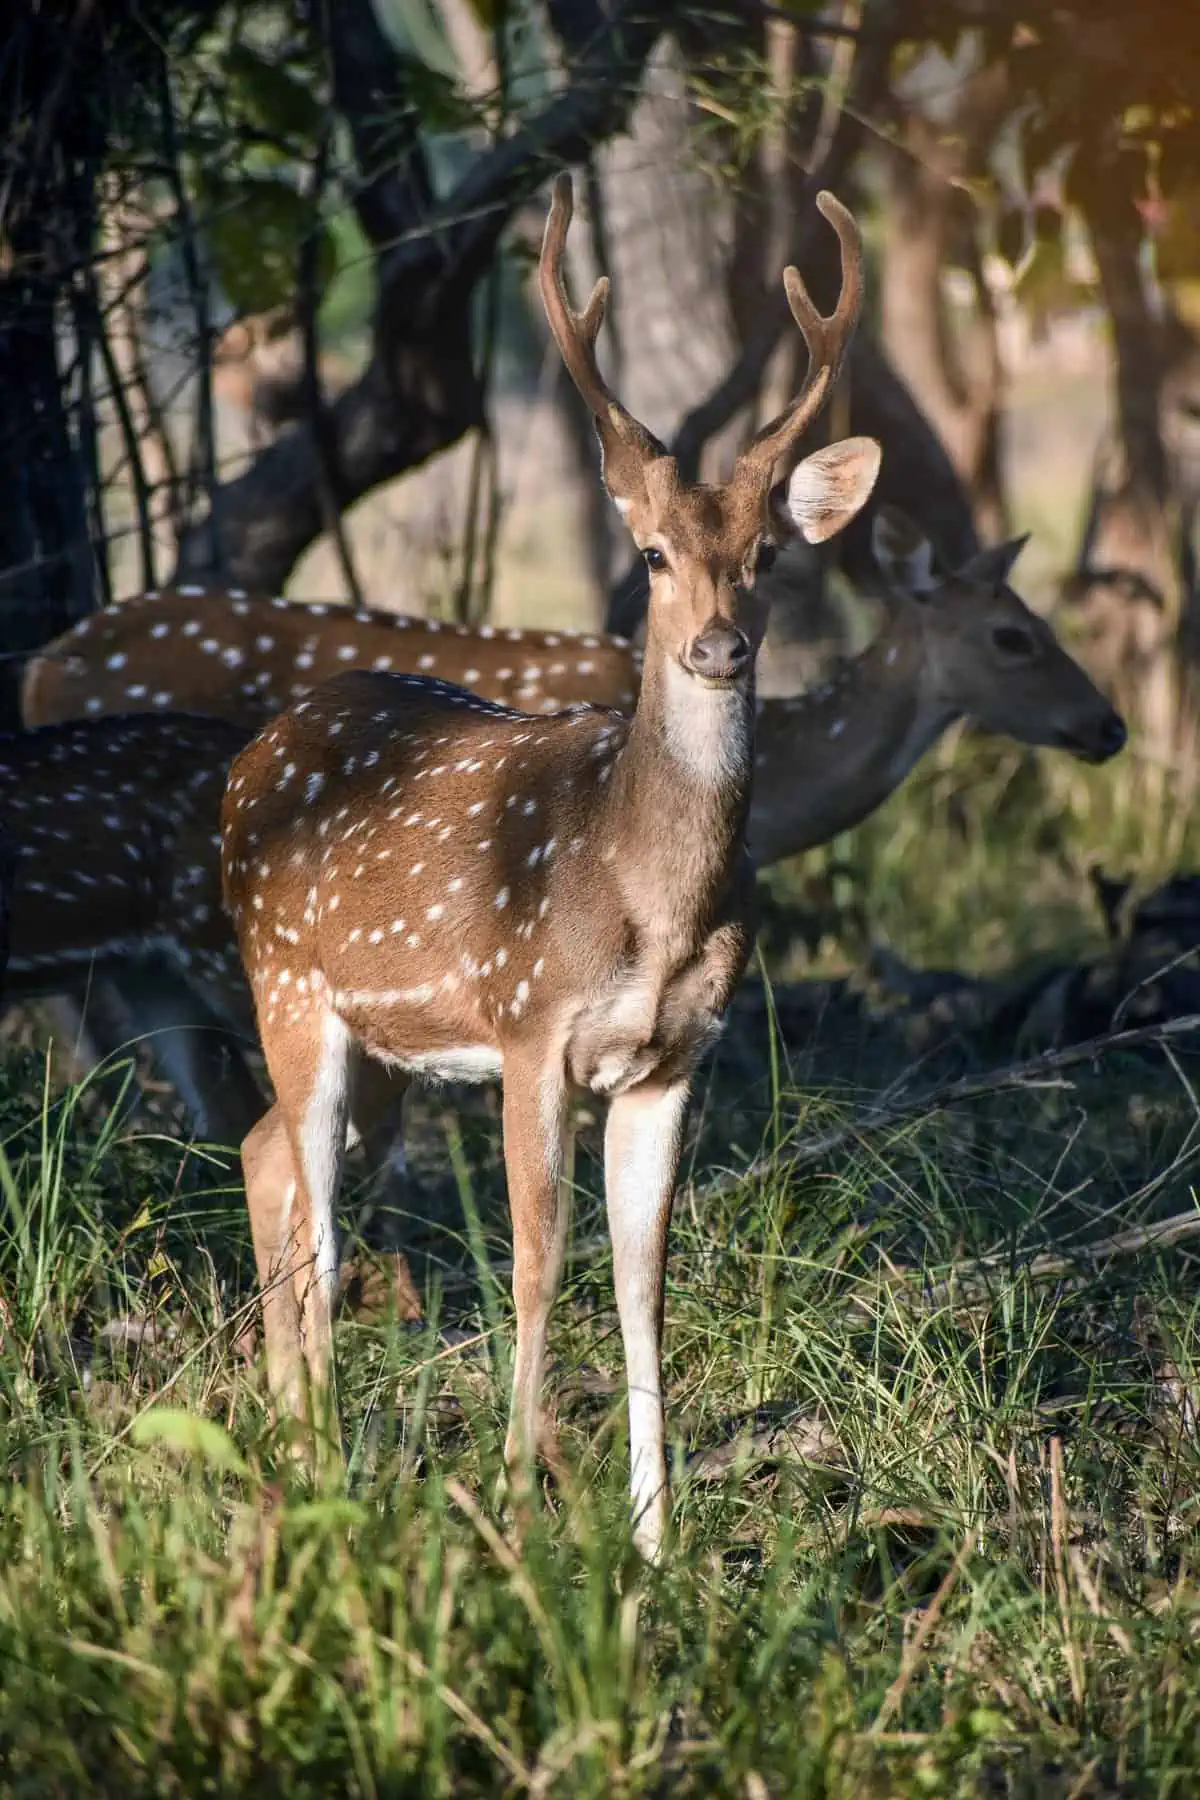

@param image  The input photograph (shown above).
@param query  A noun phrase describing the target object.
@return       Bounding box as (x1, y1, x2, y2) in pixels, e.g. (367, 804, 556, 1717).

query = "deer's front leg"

(604, 1078, 690, 1563)
(501, 1054, 571, 1486)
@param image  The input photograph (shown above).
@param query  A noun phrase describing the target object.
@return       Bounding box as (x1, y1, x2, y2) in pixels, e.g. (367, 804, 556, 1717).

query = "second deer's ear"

(778, 437, 881, 544)
(956, 534, 1030, 591)
(872, 506, 938, 595)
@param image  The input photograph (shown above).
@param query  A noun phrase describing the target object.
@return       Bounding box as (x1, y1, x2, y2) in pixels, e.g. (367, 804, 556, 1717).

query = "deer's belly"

(388, 1044, 503, 1084)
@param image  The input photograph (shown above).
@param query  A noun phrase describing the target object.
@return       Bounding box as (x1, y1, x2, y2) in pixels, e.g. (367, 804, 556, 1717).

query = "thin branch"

(158, 47, 218, 570)
(82, 261, 156, 592)
(704, 1012, 1200, 1196)
(298, 118, 363, 608)
(69, 275, 113, 610)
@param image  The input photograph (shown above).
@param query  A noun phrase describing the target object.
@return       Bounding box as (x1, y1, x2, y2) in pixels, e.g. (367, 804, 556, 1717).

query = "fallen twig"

(890, 1205, 1200, 1319)
(704, 1012, 1200, 1197)
(685, 1409, 838, 1482)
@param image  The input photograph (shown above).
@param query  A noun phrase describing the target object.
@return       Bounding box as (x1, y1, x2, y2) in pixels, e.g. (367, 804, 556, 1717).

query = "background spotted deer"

(21, 529, 1123, 823)
(20, 592, 640, 731)
(221, 173, 881, 1559)
(0, 714, 425, 1318)
(750, 506, 1126, 862)
(7, 511, 1125, 1167)
(0, 713, 262, 1152)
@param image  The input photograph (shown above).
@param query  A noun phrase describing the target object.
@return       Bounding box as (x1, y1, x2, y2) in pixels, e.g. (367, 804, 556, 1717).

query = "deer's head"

(540, 176, 880, 689)
(872, 509, 1127, 763)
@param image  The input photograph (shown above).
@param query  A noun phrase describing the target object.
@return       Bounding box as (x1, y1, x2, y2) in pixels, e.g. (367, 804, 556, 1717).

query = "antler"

(539, 172, 666, 467)
(736, 191, 864, 487)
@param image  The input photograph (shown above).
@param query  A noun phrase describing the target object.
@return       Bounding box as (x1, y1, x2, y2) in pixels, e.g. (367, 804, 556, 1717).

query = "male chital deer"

(221, 173, 881, 1559)
(11, 514, 1124, 1166)
(21, 592, 640, 730)
(0, 519, 1126, 1331)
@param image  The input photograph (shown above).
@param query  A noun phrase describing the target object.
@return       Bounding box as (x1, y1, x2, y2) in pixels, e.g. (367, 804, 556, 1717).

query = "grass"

(3, 1049, 1200, 1796)
(3, 725, 1200, 1795)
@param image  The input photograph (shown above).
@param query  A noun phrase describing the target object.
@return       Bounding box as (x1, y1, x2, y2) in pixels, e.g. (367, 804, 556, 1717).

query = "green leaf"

(224, 42, 323, 143)
(406, 62, 480, 135)
(373, 0, 458, 78)
(204, 175, 336, 315)
(285, 1498, 370, 1532)
(131, 1407, 250, 1477)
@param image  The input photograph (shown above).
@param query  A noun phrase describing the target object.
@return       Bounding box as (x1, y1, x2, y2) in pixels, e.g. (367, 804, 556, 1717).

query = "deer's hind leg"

(243, 1102, 306, 1422)
(248, 1008, 352, 1432)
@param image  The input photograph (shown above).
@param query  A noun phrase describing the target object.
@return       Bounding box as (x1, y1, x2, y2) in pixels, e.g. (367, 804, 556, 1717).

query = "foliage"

(3, 1046, 1200, 1794)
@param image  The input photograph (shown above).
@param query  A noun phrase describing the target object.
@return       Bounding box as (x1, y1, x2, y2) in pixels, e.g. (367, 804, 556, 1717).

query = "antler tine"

(539, 174, 612, 419)
(538, 172, 665, 459)
(739, 190, 864, 483)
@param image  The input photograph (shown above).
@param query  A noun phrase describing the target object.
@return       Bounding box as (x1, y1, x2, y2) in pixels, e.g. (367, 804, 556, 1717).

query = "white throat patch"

(661, 658, 751, 785)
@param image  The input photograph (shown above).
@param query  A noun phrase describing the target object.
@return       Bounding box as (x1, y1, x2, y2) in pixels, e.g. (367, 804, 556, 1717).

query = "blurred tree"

(0, 0, 221, 657)
(0, 0, 679, 661)
(7, 0, 1200, 717)
(897, 0, 1200, 733)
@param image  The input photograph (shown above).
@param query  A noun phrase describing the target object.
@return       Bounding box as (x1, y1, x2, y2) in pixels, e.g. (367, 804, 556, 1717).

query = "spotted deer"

(9, 508, 1125, 1177)
(20, 594, 640, 731)
(0, 712, 426, 1326)
(22, 530, 1122, 812)
(749, 505, 1126, 862)
(0, 713, 263, 1150)
(220, 174, 880, 1559)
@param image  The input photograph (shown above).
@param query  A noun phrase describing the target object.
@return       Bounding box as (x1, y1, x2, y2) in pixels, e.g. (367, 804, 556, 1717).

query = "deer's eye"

(755, 542, 778, 575)
(992, 625, 1035, 657)
(643, 546, 667, 573)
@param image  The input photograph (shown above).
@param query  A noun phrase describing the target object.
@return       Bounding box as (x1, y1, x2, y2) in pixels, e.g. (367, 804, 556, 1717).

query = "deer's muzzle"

(683, 622, 750, 686)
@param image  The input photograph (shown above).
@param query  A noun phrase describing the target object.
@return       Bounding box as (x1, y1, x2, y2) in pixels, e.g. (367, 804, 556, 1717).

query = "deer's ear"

(872, 506, 938, 595)
(956, 534, 1030, 591)
(779, 437, 881, 544)
(594, 425, 672, 523)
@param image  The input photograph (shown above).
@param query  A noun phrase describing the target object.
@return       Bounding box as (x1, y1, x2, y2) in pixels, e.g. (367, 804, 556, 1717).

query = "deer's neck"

(604, 639, 754, 930)
(749, 610, 957, 866)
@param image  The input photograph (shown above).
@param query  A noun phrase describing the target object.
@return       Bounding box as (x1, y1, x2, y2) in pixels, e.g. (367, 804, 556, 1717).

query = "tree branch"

(700, 1010, 1200, 1199)
(173, 0, 675, 589)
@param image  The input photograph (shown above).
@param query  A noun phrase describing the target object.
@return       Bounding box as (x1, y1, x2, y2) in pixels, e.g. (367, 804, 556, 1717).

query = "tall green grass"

(2, 742, 1200, 1796)
(1, 1026, 1200, 1795)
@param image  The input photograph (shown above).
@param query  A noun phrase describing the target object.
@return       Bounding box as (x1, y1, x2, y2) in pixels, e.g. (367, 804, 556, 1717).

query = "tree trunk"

(171, 0, 677, 593)
(0, 9, 106, 687)
(1066, 147, 1197, 748)
(880, 111, 1008, 542)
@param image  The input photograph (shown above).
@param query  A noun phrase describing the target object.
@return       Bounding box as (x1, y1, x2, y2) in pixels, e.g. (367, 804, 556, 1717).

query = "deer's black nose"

(1061, 708, 1127, 763)
(1098, 711, 1127, 759)
(685, 622, 750, 683)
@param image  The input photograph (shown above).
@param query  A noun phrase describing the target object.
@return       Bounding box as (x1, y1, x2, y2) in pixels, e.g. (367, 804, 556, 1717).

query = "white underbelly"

(386, 1045, 504, 1084)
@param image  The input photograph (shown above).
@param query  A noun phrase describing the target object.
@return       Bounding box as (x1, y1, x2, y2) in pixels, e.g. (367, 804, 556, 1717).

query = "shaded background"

(5, 0, 1200, 989)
